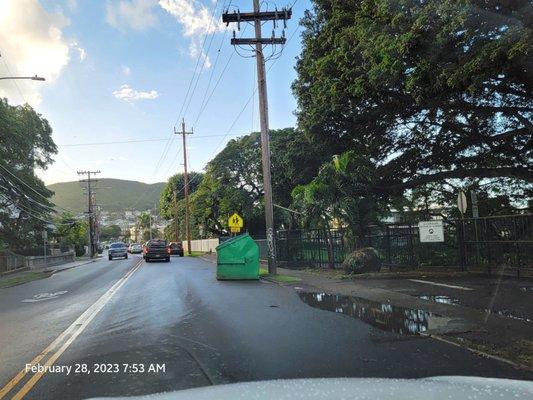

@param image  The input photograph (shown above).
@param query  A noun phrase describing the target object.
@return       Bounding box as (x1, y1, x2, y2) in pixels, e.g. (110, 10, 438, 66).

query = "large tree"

(0, 99, 57, 249)
(293, 0, 532, 203)
(189, 128, 324, 236)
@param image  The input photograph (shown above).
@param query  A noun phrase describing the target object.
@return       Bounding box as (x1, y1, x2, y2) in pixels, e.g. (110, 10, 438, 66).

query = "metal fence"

(252, 214, 533, 277)
(256, 229, 347, 269)
(0, 253, 25, 274)
(365, 214, 533, 278)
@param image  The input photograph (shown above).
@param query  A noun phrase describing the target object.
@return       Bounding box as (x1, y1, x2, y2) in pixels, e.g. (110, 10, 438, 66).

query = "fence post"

(458, 220, 465, 271)
(386, 225, 391, 265)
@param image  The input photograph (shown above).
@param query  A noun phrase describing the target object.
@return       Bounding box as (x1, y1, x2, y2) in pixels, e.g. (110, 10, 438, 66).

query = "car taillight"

(166, 247, 171, 254)
(143, 247, 148, 254)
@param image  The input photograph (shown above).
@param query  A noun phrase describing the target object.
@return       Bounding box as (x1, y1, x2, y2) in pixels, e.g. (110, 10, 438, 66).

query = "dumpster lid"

(216, 233, 252, 251)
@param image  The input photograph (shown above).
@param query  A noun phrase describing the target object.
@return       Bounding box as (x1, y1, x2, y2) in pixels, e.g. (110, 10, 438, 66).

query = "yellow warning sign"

(230, 227, 241, 233)
(228, 213, 244, 228)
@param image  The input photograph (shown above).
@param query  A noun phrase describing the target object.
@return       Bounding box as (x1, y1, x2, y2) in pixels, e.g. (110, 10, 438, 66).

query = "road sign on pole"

(228, 213, 244, 229)
(457, 191, 467, 215)
(228, 213, 243, 235)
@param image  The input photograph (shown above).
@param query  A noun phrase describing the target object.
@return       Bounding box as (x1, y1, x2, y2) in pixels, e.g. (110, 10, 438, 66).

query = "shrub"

(343, 247, 382, 274)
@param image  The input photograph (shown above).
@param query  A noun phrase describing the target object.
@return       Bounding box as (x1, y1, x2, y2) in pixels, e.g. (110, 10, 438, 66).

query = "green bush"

(343, 247, 382, 274)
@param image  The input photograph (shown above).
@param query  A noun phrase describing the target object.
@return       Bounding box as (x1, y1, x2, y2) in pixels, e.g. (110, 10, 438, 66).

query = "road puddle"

(298, 292, 446, 335)
(418, 294, 460, 305)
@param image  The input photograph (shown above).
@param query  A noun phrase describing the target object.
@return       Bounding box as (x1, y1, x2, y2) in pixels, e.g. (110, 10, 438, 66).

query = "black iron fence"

(365, 214, 533, 278)
(253, 214, 533, 277)
(256, 229, 347, 269)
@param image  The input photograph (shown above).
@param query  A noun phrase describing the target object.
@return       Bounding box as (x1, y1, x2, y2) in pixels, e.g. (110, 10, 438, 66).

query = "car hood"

(88, 376, 533, 400)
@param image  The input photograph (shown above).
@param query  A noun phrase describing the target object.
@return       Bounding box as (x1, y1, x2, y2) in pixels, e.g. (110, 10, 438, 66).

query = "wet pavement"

(298, 292, 445, 335)
(345, 275, 533, 323)
(1, 256, 532, 399)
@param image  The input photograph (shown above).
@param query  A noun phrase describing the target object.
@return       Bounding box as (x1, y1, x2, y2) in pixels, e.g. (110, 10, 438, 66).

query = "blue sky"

(0, 0, 308, 185)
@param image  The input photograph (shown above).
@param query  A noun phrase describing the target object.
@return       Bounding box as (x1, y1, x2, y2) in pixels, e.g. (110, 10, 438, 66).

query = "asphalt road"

(0, 255, 531, 399)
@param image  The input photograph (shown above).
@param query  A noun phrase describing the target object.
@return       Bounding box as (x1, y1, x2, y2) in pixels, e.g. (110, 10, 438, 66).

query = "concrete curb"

(42, 259, 96, 275)
(199, 255, 216, 264)
(420, 332, 533, 372)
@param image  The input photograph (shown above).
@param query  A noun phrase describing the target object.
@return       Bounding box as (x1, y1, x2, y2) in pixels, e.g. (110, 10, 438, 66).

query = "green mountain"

(47, 179, 165, 213)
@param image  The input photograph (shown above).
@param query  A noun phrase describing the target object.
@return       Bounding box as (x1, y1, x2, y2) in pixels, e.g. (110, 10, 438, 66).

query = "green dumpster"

(216, 233, 259, 280)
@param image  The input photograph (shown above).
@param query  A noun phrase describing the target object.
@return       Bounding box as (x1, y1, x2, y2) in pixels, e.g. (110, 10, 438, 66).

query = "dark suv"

(168, 242, 184, 257)
(143, 239, 170, 262)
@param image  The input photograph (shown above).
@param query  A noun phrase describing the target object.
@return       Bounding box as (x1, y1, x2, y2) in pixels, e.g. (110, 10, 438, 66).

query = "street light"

(0, 75, 45, 81)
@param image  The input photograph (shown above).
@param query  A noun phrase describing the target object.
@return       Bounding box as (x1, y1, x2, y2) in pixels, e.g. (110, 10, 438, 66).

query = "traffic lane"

(33, 256, 533, 399)
(0, 255, 141, 387)
(22, 256, 533, 399)
(25, 257, 212, 400)
(169, 258, 533, 382)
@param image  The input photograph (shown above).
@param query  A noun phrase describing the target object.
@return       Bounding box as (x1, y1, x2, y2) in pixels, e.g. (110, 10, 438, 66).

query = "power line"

(182, 0, 221, 121)
(0, 163, 72, 213)
(56, 134, 238, 147)
(171, 21, 299, 201)
(192, 25, 249, 129)
(0, 50, 27, 103)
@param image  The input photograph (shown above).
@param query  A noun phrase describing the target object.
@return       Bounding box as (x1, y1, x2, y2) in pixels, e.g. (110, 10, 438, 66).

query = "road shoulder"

(270, 267, 533, 370)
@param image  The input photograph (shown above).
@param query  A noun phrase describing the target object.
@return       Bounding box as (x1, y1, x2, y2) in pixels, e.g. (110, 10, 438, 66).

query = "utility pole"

(174, 119, 193, 255)
(78, 170, 100, 257)
(223, 2, 291, 274)
(173, 190, 179, 242)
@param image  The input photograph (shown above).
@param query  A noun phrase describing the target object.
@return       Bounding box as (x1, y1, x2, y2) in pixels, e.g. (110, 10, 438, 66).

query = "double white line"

(0, 258, 144, 400)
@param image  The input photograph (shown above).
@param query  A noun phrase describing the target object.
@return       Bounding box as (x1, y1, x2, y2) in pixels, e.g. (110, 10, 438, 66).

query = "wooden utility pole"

(222, 2, 291, 274)
(77, 170, 100, 257)
(173, 190, 179, 242)
(175, 119, 193, 255)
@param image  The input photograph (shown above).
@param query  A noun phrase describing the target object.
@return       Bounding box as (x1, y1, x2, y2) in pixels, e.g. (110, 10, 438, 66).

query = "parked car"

(129, 243, 142, 254)
(143, 239, 170, 262)
(108, 242, 128, 260)
(168, 241, 184, 257)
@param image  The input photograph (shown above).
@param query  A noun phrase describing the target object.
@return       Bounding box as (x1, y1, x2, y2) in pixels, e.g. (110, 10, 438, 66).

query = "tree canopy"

(186, 128, 323, 236)
(293, 0, 532, 202)
(0, 99, 57, 249)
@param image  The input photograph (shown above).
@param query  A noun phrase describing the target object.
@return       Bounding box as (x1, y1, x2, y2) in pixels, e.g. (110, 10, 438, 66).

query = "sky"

(0, 0, 308, 185)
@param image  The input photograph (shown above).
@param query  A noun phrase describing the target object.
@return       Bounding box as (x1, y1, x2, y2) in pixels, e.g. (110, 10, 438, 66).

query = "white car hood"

(89, 376, 533, 400)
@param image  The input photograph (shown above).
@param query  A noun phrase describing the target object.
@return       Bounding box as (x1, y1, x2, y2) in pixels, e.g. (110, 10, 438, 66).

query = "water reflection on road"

(298, 292, 443, 335)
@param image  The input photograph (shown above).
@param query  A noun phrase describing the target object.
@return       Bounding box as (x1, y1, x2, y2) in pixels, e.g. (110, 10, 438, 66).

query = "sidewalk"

(272, 267, 533, 369)
(0, 258, 96, 288)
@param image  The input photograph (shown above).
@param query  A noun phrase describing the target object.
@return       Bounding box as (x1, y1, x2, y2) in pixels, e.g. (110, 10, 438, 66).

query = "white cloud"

(112, 84, 159, 101)
(158, 0, 226, 68)
(121, 65, 131, 76)
(106, 0, 159, 31)
(0, 0, 71, 105)
(71, 41, 86, 61)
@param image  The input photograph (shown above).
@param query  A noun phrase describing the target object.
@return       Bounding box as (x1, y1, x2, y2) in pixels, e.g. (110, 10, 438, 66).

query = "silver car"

(108, 242, 128, 260)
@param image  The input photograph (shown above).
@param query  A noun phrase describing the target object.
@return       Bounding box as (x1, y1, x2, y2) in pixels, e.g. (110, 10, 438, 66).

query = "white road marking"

(409, 279, 473, 291)
(21, 291, 68, 303)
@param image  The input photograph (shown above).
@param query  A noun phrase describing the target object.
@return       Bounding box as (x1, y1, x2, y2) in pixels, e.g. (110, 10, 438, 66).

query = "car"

(129, 243, 142, 254)
(168, 241, 184, 257)
(108, 242, 128, 260)
(143, 239, 170, 262)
